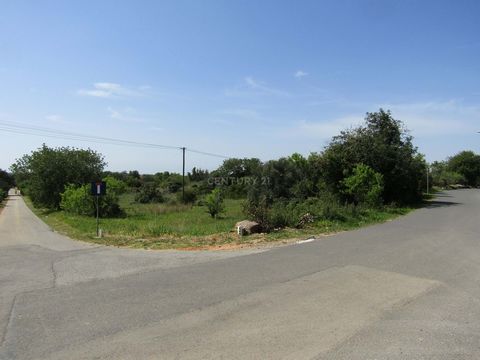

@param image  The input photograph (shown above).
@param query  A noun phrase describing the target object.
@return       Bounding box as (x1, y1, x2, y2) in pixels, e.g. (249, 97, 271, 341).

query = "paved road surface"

(1, 189, 480, 359)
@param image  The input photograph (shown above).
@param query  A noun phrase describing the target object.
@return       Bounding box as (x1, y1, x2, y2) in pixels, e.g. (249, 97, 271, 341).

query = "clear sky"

(1, 0, 479, 173)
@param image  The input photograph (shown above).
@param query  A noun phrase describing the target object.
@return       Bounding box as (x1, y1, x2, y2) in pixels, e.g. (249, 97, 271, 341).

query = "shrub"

(60, 185, 92, 216)
(243, 194, 272, 231)
(0, 190, 7, 203)
(167, 176, 183, 193)
(342, 164, 384, 206)
(176, 188, 197, 204)
(204, 188, 225, 218)
(135, 183, 164, 203)
(60, 177, 125, 217)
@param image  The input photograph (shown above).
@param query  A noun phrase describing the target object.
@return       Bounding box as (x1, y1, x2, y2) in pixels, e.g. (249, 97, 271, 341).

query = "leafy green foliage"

(430, 161, 465, 188)
(60, 176, 126, 217)
(188, 167, 209, 182)
(447, 151, 480, 187)
(0, 169, 14, 202)
(240, 110, 426, 231)
(209, 158, 263, 198)
(342, 164, 384, 206)
(320, 109, 425, 204)
(166, 175, 183, 193)
(11, 108, 447, 240)
(204, 188, 225, 218)
(135, 183, 164, 203)
(176, 187, 197, 204)
(242, 171, 274, 231)
(242, 194, 272, 231)
(11, 144, 105, 209)
(244, 193, 351, 231)
(60, 184, 93, 215)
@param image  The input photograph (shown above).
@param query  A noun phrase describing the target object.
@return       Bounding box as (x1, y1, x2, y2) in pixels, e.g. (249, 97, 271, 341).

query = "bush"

(176, 188, 197, 204)
(135, 183, 164, 203)
(167, 176, 183, 193)
(243, 192, 356, 232)
(204, 188, 225, 218)
(0, 190, 7, 203)
(342, 164, 384, 206)
(242, 194, 272, 232)
(60, 177, 125, 217)
(60, 185, 92, 215)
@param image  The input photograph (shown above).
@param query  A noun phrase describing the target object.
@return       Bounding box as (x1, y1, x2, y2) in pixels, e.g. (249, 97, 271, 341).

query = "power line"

(186, 148, 230, 159)
(0, 120, 230, 159)
(0, 119, 232, 203)
(0, 121, 180, 150)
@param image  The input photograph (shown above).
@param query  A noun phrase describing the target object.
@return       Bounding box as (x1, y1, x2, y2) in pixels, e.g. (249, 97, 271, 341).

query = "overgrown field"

(27, 193, 413, 250)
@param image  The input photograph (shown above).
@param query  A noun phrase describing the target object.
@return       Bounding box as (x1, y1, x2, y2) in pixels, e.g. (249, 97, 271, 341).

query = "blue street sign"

(90, 181, 107, 196)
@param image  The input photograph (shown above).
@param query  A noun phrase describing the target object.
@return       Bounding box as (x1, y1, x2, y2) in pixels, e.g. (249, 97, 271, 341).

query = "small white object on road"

(297, 238, 315, 244)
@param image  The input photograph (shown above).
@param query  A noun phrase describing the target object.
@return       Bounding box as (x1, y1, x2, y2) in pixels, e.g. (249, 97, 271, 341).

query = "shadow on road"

(424, 200, 461, 209)
(433, 193, 453, 198)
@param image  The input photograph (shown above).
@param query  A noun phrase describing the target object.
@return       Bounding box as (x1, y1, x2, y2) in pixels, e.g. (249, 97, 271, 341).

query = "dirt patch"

(178, 232, 341, 251)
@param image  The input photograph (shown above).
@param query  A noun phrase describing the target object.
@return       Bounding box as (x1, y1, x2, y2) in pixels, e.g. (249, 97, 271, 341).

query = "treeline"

(221, 109, 427, 230)
(0, 169, 15, 202)
(430, 151, 480, 188)
(10, 109, 430, 230)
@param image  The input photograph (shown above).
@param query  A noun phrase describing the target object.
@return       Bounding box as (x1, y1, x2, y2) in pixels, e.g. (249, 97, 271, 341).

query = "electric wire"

(0, 121, 230, 159)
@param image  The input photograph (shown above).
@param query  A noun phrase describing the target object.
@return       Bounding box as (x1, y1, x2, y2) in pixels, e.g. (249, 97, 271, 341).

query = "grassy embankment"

(26, 191, 414, 250)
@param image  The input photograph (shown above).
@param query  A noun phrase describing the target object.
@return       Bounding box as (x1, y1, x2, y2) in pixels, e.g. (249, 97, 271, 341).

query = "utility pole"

(182, 147, 186, 202)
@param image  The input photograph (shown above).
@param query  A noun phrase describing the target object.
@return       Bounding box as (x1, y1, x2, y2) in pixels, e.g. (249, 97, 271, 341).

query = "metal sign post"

(91, 181, 107, 237)
(95, 195, 99, 237)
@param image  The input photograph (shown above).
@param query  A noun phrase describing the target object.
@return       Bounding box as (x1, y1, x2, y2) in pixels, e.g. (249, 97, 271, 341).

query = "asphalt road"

(1, 189, 480, 359)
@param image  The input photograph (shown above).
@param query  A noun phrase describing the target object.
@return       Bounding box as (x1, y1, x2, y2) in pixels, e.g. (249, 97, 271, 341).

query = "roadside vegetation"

(430, 151, 480, 189)
(11, 109, 449, 249)
(0, 169, 15, 208)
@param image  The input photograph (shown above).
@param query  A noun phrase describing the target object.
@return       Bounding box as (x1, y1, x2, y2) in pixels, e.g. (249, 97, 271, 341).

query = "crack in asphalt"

(0, 295, 17, 348)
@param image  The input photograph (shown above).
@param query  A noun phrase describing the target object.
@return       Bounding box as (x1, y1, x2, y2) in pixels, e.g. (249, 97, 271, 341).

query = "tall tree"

(320, 109, 425, 204)
(0, 169, 15, 201)
(11, 144, 105, 209)
(447, 151, 480, 187)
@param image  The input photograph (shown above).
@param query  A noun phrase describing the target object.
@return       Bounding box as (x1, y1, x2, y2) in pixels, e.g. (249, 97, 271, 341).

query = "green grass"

(26, 194, 415, 250)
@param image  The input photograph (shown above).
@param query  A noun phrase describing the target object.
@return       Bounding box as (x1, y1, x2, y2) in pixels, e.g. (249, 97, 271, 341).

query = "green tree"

(262, 157, 303, 199)
(447, 151, 480, 187)
(430, 161, 465, 188)
(188, 167, 209, 182)
(342, 164, 384, 206)
(0, 169, 14, 201)
(320, 109, 425, 204)
(10, 145, 105, 209)
(204, 188, 225, 218)
(209, 158, 263, 198)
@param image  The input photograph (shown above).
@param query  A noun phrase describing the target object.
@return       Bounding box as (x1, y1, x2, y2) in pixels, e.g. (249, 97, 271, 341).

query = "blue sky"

(1, 0, 479, 173)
